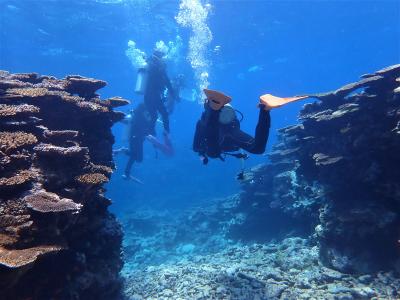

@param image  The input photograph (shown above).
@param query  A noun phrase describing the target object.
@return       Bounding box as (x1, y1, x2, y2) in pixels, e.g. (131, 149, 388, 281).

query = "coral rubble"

(125, 238, 399, 300)
(0, 71, 128, 299)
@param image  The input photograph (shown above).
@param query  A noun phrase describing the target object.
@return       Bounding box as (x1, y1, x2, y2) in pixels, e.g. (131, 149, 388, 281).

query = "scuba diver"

(193, 89, 308, 174)
(114, 50, 181, 183)
(114, 103, 174, 183)
(143, 49, 176, 134)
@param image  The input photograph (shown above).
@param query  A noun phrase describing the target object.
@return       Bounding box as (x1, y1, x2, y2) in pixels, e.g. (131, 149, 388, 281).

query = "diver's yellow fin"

(259, 94, 309, 110)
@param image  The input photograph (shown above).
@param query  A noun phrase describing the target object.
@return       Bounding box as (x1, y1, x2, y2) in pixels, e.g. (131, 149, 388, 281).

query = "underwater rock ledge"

(0, 71, 128, 299)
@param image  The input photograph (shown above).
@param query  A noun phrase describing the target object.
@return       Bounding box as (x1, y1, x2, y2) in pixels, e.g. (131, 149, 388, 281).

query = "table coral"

(0, 245, 63, 268)
(0, 170, 36, 187)
(24, 190, 82, 213)
(0, 132, 38, 153)
(76, 173, 109, 185)
(0, 104, 40, 117)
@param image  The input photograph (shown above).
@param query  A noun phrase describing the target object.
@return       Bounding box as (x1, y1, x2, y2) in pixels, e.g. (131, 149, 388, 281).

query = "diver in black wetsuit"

(121, 103, 154, 181)
(193, 89, 271, 165)
(144, 50, 175, 134)
(116, 51, 177, 181)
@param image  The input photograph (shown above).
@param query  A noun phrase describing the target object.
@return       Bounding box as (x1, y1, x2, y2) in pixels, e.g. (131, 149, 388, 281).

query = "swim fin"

(122, 174, 144, 184)
(259, 94, 309, 110)
(146, 134, 174, 157)
(204, 89, 232, 110)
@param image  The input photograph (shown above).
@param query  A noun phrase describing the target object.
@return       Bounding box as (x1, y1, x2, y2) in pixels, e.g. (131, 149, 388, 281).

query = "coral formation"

(24, 190, 82, 213)
(34, 143, 88, 157)
(0, 132, 38, 153)
(64, 75, 107, 97)
(0, 71, 127, 299)
(76, 173, 109, 185)
(224, 64, 400, 273)
(0, 170, 36, 188)
(0, 245, 63, 268)
(104, 96, 131, 108)
(0, 104, 40, 117)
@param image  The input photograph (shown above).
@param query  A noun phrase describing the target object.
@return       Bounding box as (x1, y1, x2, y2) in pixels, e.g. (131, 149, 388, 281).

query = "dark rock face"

(0, 71, 128, 299)
(230, 64, 400, 273)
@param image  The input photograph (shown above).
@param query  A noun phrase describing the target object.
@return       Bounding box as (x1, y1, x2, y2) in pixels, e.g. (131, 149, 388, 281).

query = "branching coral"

(0, 132, 38, 153)
(76, 173, 109, 185)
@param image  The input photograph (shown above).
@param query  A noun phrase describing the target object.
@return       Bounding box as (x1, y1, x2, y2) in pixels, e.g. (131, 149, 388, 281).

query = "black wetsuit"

(144, 55, 173, 133)
(193, 105, 271, 161)
(124, 104, 154, 177)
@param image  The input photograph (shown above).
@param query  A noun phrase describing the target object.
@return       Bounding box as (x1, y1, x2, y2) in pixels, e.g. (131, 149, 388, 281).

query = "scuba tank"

(218, 104, 248, 180)
(219, 103, 243, 125)
(120, 112, 133, 144)
(219, 104, 236, 124)
(135, 67, 148, 94)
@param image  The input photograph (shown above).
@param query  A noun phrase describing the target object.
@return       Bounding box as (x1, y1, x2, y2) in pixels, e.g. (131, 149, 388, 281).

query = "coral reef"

(237, 64, 400, 273)
(0, 71, 128, 299)
(122, 64, 399, 299)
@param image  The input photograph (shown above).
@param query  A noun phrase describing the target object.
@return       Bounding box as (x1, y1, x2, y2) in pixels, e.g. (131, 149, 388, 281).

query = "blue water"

(1, 0, 399, 215)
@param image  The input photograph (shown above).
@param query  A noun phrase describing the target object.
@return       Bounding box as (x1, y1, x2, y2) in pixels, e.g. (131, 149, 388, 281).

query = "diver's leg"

(124, 136, 144, 177)
(203, 104, 221, 158)
(228, 130, 255, 152)
(230, 108, 270, 154)
(124, 157, 134, 177)
(252, 108, 271, 153)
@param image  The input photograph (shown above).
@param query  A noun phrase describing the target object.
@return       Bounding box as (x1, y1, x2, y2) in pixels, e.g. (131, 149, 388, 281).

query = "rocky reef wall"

(231, 64, 400, 273)
(0, 71, 128, 299)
